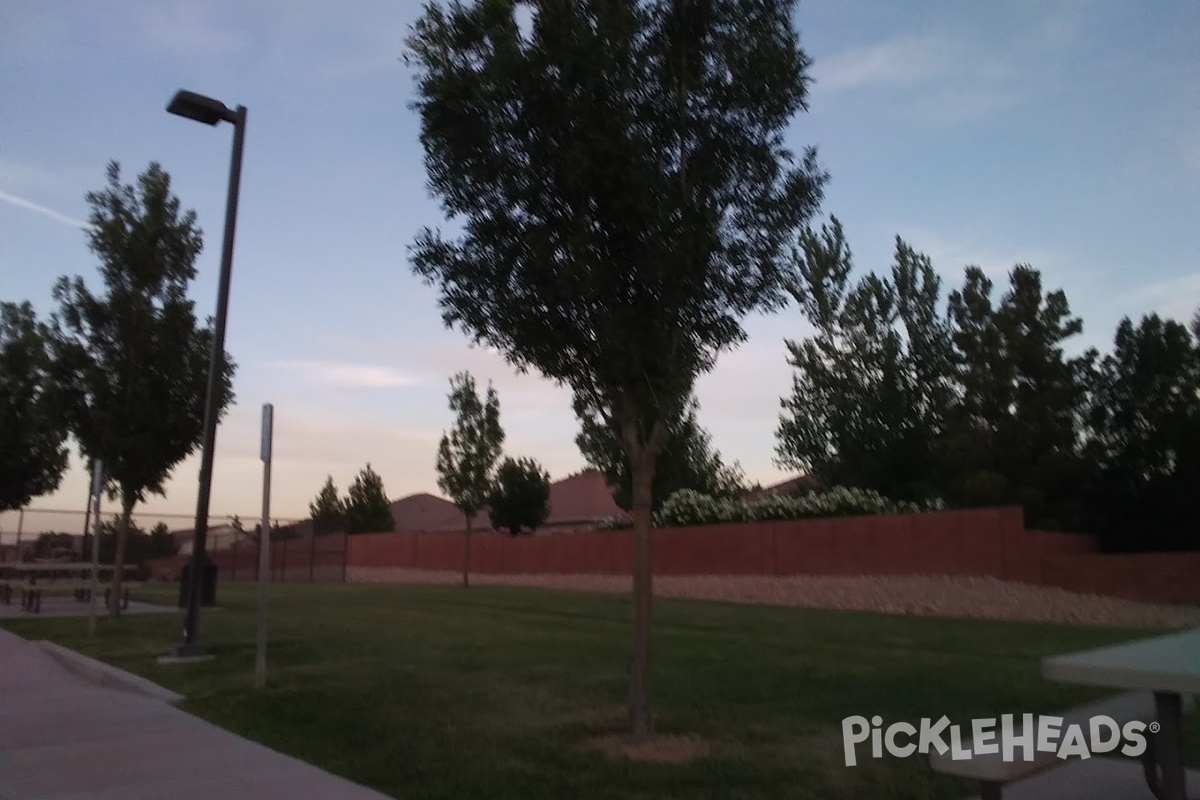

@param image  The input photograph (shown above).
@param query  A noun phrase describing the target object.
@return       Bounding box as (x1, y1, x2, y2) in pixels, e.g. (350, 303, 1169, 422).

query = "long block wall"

(343, 508, 1198, 606)
(150, 507, 1198, 606)
(347, 508, 1069, 578)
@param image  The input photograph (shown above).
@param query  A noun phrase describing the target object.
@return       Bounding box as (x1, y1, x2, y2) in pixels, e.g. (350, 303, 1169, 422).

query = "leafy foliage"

(597, 514, 634, 531)
(29, 519, 181, 567)
(344, 463, 396, 534)
(309, 475, 347, 534)
(654, 487, 945, 528)
(0, 301, 69, 510)
(774, 222, 1200, 550)
(436, 371, 504, 587)
(487, 456, 551, 536)
(406, 0, 826, 735)
(575, 393, 746, 513)
(46, 161, 235, 614)
(940, 265, 1095, 530)
(775, 220, 953, 503)
(436, 372, 505, 526)
(1083, 314, 1200, 551)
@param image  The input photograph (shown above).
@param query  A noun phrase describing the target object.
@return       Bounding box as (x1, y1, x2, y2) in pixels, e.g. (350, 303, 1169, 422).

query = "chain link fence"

(0, 507, 340, 584)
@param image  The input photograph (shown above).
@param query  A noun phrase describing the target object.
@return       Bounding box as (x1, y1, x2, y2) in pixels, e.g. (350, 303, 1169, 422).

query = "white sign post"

(255, 404, 273, 688)
(88, 460, 104, 637)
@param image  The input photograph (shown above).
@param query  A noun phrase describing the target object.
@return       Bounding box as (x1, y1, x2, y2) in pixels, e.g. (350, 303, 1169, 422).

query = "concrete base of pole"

(160, 643, 214, 663)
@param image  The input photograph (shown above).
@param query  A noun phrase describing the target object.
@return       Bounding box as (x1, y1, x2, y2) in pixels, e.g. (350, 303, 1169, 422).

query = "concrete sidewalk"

(0, 627, 396, 799)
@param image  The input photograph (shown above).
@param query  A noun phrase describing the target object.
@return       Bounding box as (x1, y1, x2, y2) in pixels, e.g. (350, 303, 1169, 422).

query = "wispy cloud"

(815, 35, 956, 95)
(272, 359, 429, 389)
(0, 189, 91, 229)
(812, 5, 1090, 125)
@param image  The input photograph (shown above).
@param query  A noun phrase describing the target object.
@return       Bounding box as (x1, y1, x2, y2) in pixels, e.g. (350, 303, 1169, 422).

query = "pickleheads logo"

(841, 714, 1157, 767)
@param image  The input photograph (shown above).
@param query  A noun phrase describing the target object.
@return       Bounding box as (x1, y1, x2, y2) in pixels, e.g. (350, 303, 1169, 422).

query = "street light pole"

(167, 90, 247, 657)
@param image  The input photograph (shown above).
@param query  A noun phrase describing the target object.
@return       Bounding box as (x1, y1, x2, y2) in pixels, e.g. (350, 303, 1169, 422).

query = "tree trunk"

(109, 498, 134, 618)
(628, 452, 655, 742)
(462, 516, 472, 589)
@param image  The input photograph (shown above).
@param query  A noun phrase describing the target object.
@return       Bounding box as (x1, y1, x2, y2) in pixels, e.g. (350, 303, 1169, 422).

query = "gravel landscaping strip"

(348, 567, 1200, 629)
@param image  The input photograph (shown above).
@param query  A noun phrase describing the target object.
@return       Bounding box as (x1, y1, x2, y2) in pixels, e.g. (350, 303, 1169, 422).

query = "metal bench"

(929, 691, 1195, 799)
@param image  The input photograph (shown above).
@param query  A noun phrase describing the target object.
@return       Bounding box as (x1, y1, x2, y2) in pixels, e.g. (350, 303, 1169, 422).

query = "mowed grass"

(2, 582, 1196, 800)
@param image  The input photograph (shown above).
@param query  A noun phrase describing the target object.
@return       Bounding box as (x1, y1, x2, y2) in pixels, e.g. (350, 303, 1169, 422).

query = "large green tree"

(435, 371, 505, 588)
(487, 456, 551, 536)
(48, 161, 235, 616)
(775, 220, 953, 502)
(940, 265, 1095, 529)
(1083, 313, 1200, 551)
(576, 392, 745, 513)
(0, 301, 69, 510)
(406, 0, 825, 738)
(344, 463, 396, 534)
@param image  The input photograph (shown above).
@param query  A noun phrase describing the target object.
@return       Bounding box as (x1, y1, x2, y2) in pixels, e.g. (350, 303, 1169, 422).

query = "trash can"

(178, 553, 218, 608)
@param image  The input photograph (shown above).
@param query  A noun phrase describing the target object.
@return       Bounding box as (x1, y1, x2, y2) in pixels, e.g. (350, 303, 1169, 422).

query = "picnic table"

(0, 562, 141, 613)
(1043, 628, 1200, 800)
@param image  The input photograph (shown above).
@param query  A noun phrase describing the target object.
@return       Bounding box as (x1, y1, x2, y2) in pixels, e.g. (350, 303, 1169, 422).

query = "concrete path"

(0, 596, 179, 620)
(0, 627, 396, 799)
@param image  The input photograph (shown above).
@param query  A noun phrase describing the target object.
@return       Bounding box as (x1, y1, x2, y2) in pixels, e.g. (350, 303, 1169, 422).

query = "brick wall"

(148, 508, 1197, 606)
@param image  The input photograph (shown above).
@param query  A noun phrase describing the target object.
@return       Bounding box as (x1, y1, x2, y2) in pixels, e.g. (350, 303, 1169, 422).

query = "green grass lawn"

(2, 582, 1195, 800)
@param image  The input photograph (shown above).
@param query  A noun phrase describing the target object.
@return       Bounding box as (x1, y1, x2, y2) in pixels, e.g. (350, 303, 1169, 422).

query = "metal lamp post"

(167, 89, 247, 657)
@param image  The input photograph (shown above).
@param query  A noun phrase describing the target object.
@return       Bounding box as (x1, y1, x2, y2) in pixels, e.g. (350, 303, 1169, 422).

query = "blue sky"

(2, 0, 1198, 537)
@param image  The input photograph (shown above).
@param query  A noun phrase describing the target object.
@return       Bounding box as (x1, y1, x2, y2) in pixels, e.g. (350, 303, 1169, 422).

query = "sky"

(2, 0, 1198, 539)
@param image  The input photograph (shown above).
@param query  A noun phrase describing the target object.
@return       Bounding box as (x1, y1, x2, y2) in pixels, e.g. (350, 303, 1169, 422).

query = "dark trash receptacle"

(178, 554, 218, 608)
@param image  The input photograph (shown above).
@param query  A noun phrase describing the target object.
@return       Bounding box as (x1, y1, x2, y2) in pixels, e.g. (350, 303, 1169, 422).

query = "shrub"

(653, 486, 947, 527)
(597, 514, 634, 531)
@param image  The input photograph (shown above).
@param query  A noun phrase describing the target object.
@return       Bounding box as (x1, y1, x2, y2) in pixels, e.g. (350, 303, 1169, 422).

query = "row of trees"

(775, 218, 1200, 552)
(27, 518, 180, 566)
(2, 162, 236, 615)
(402, 0, 1196, 738)
(303, 372, 554, 589)
(308, 465, 398, 535)
(435, 371, 551, 588)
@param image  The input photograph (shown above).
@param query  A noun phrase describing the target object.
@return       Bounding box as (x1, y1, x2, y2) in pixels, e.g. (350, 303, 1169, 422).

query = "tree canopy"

(406, 0, 826, 738)
(775, 220, 953, 503)
(1083, 314, 1200, 551)
(435, 371, 505, 587)
(0, 301, 69, 511)
(344, 464, 396, 534)
(487, 456, 552, 536)
(774, 222, 1200, 550)
(309, 475, 347, 534)
(48, 160, 235, 615)
(576, 392, 746, 513)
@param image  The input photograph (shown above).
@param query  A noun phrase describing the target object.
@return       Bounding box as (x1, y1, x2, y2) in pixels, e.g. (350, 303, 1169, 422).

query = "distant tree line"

(28, 518, 180, 565)
(308, 464, 397, 535)
(775, 218, 1200, 553)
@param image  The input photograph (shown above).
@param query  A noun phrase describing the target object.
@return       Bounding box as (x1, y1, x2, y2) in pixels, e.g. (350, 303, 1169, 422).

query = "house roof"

(547, 469, 624, 523)
(389, 492, 487, 532)
(742, 473, 817, 501)
(170, 468, 629, 539)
